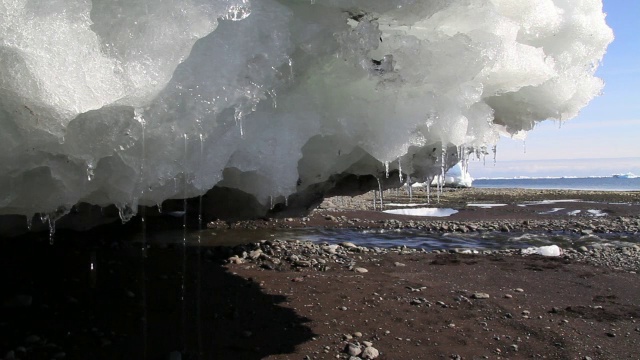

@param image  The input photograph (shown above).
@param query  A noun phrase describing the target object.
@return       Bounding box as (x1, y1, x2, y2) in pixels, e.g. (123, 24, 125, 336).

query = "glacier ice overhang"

(0, 0, 613, 229)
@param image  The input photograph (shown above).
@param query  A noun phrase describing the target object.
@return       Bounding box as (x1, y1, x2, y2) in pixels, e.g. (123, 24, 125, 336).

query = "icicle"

(26, 215, 32, 231)
(157, 202, 163, 213)
(117, 203, 136, 224)
(285, 196, 289, 207)
(372, 190, 377, 210)
(270, 195, 274, 210)
(492, 145, 497, 166)
(440, 147, 446, 183)
(407, 175, 413, 203)
(384, 161, 390, 178)
(426, 177, 431, 204)
(268, 89, 277, 108)
(135, 107, 146, 194)
(398, 160, 403, 183)
(234, 108, 244, 138)
(523, 140, 527, 154)
(47, 216, 55, 245)
(183, 134, 188, 230)
(376, 178, 384, 210)
(287, 57, 294, 81)
(86, 161, 95, 181)
(198, 134, 204, 227)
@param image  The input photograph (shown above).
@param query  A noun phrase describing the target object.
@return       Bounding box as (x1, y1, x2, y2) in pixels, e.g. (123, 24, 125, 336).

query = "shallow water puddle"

(467, 203, 507, 208)
(382, 207, 458, 217)
(538, 208, 565, 215)
(385, 203, 430, 207)
(518, 199, 581, 206)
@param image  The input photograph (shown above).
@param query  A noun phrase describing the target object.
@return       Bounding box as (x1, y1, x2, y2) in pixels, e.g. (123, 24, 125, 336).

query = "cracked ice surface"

(0, 0, 613, 222)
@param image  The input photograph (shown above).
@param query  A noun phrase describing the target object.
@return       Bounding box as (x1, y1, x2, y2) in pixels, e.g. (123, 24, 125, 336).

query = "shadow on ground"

(0, 227, 315, 360)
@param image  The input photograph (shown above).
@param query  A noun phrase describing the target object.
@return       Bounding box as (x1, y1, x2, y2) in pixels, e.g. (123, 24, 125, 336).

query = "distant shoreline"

(472, 176, 640, 191)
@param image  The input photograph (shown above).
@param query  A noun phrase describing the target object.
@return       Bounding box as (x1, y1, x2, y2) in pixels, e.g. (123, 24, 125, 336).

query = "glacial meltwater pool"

(139, 227, 640, 251)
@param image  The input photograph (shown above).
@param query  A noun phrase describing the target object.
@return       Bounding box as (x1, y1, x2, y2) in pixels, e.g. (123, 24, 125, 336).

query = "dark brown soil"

(228, 252, 640, 360)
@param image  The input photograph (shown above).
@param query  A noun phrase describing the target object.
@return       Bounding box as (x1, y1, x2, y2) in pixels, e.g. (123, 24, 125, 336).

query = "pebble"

(361, 346, 380, 359)
(472, 292, 490, 299)
(514, 288, 524, 293)
(345, 343, 362, 356)
(354, 267, 368, 273)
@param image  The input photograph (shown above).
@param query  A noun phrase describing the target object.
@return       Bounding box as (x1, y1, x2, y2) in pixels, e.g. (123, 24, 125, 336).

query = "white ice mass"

(0, 0, 613, 226)
(431, 162, 474, 188)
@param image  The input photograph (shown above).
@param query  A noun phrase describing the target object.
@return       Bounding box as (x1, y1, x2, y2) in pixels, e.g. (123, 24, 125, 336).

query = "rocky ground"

(221, 238, 640, 359)
(1, 187, 640, 360)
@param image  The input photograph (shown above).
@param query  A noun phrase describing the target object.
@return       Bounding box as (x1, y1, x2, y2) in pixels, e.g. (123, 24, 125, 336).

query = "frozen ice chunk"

(0, 0, 613, 225)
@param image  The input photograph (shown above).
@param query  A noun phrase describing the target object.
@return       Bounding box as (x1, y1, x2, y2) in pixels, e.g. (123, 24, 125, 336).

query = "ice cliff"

(0, 0, 613, 229)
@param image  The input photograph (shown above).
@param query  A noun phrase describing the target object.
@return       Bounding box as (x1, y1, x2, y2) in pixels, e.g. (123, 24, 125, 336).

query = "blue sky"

(469, 0, 640, 178)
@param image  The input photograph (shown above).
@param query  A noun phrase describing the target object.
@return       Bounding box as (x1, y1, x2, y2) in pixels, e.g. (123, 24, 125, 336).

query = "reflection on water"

(141, 227, 640, 251)
(382, 207, 458, 217)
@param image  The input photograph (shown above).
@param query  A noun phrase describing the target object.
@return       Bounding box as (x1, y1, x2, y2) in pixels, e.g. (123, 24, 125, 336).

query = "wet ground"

(1, 188, 639, 359)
